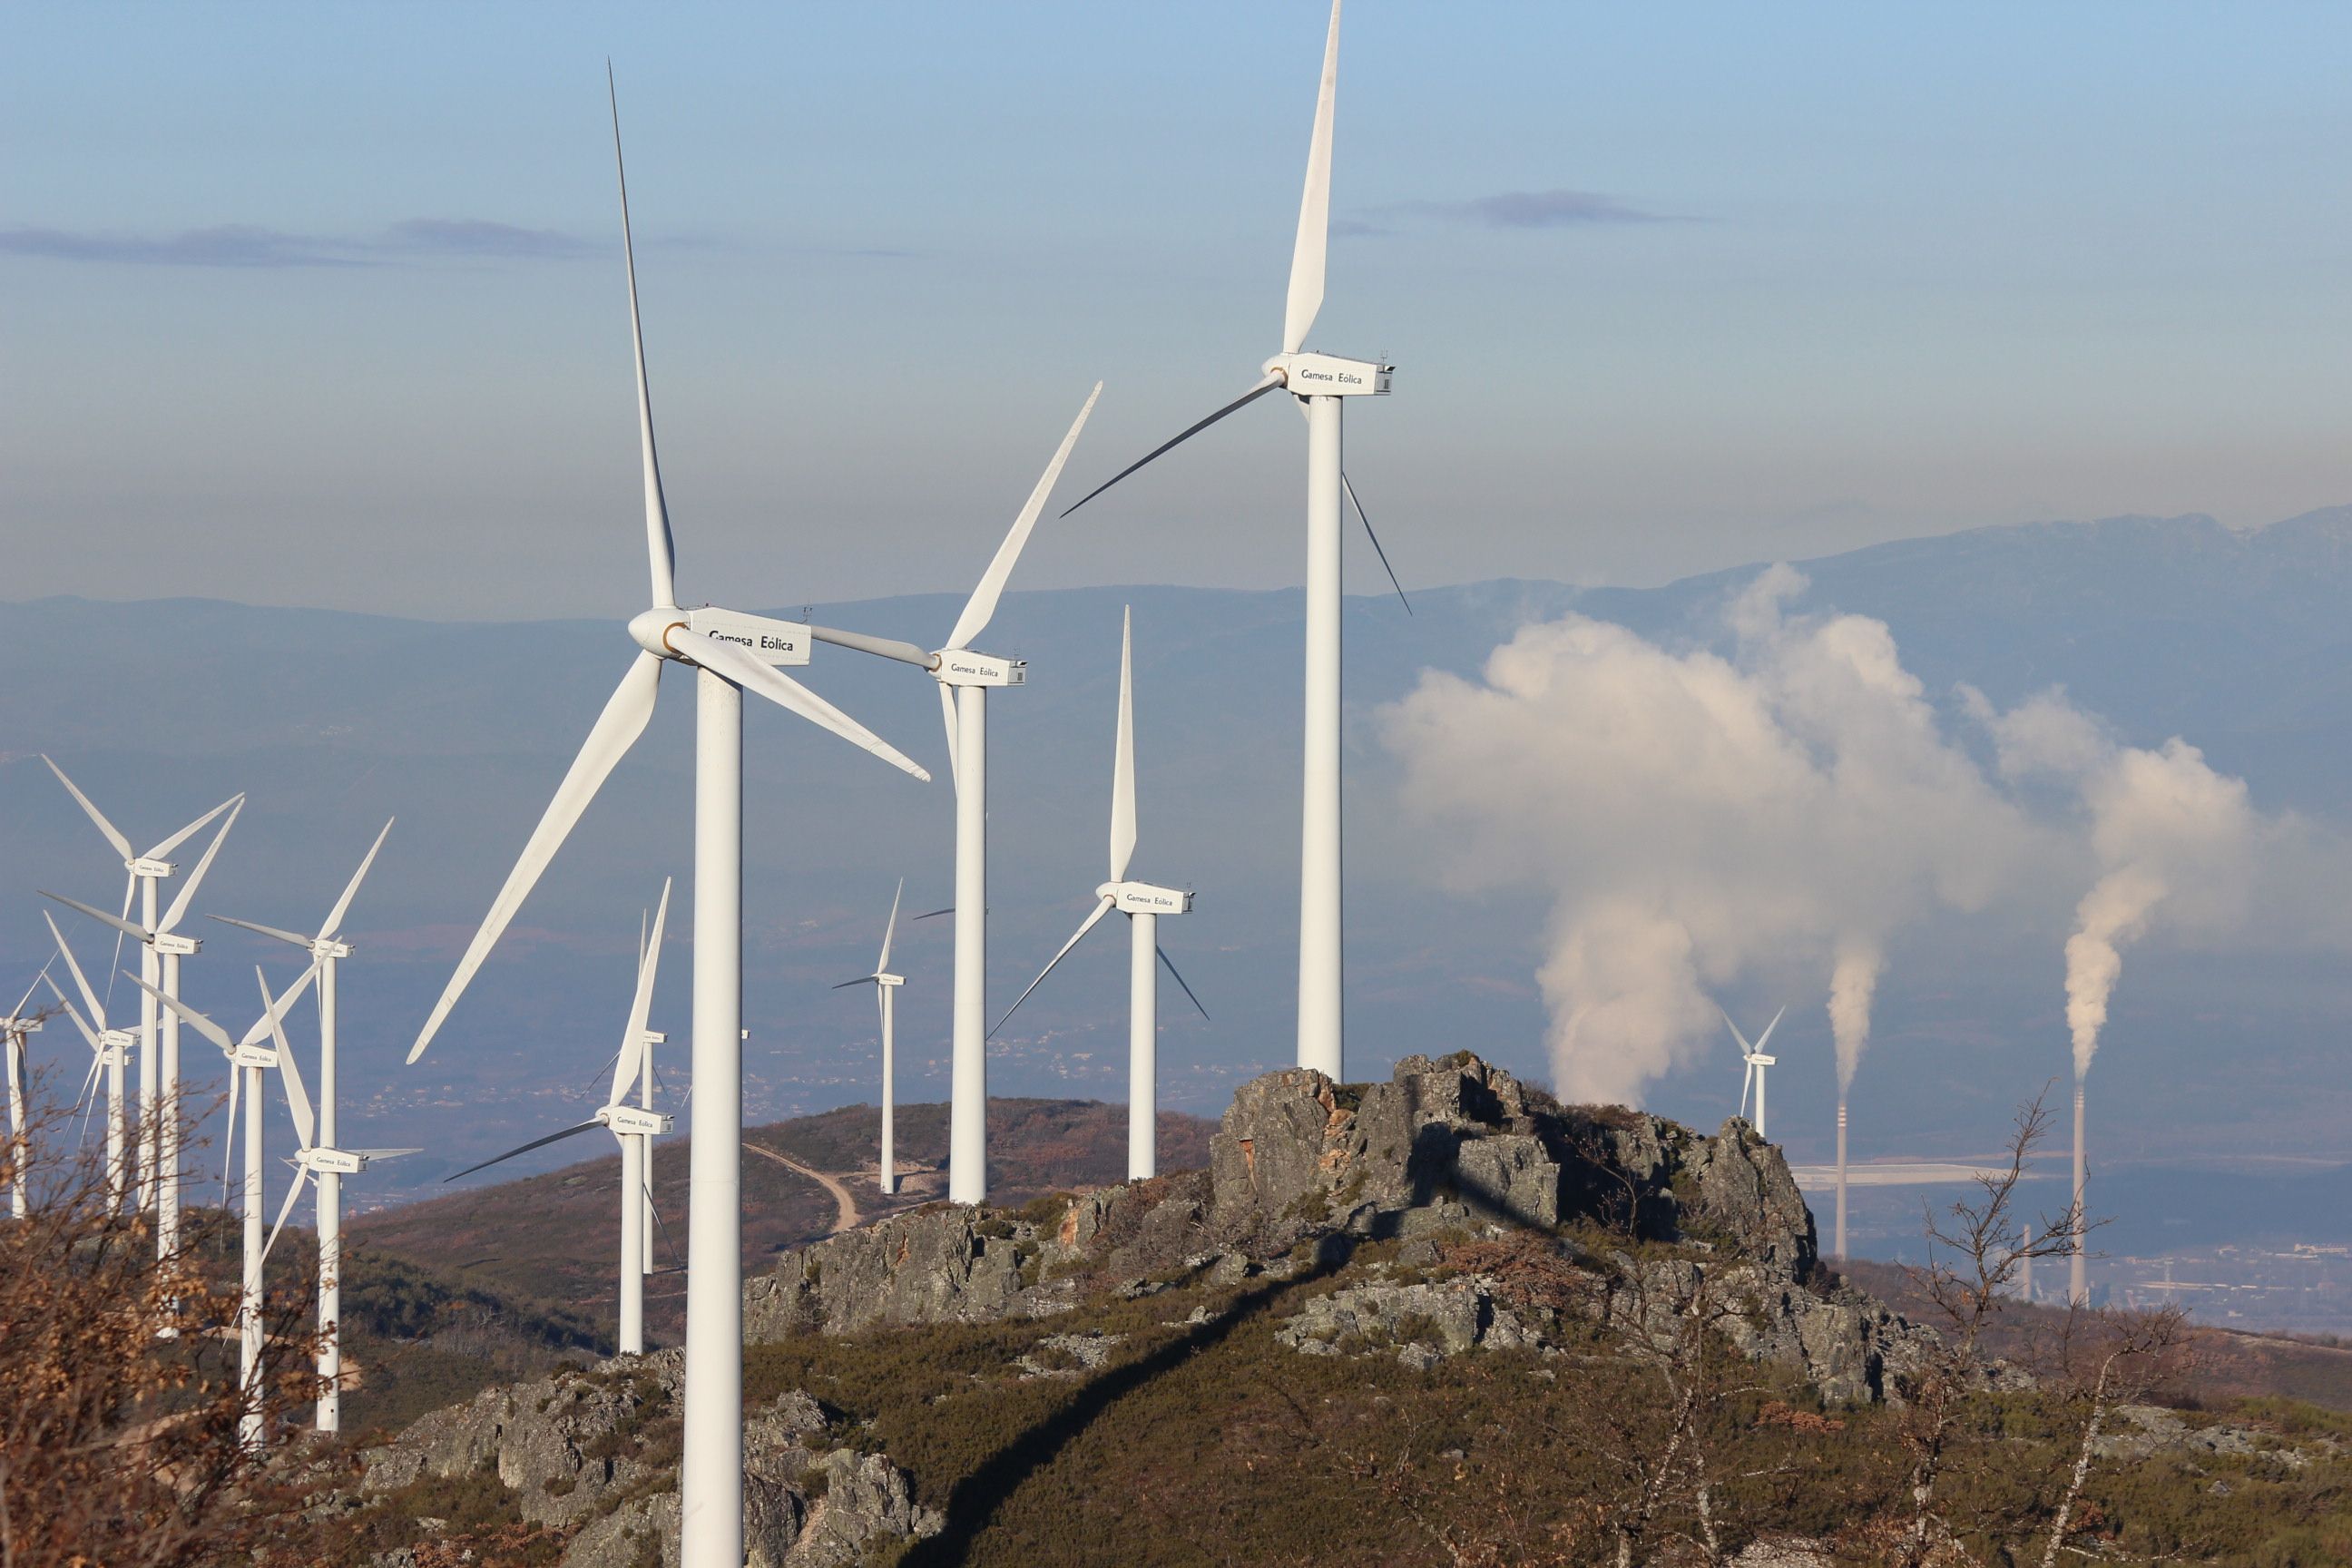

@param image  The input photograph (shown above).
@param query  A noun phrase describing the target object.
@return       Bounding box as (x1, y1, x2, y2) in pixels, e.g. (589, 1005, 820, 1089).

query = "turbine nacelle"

(99, 1028, 135, 1063)
(128, 856, 177, 879)
(152, 932, 200, 957)
(602, 1103, 673, 1138)
(1106, 881, 1192, 916)
(230, 1043, 279, 1071)
(935, 650, 1025, 688)
(687, 607, 812, 666)
(1264, 350, 1393, 397)
(874, 972, 905, 989)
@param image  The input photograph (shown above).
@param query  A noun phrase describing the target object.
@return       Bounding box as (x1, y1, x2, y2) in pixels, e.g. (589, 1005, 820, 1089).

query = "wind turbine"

(992, 608, 1208, 1181)
(833, 881, 908, 1197)
(404, 77, 931, 1568)
(2, 969, 49, 1220)
(133, 964, 320, 1450)
(39, 759, 241, 1232)
(1056, 0, 1394, 1084)
(40, 917, 134, 1203)
(253, 975, 416, 1431)
(201, 816, 391, 1434)
(1722, 1006, 1785, 1141)
(806, 385, 1102, 1206)
(443, 880, 673, 1355)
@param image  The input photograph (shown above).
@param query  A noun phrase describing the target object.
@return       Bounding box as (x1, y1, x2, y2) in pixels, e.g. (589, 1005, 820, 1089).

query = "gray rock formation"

(357, 1351, 939, 1566)
(1277, 1275, 1543, 1367)
(743, 1203, 1077, 1340)
(734, 1050, 1930, 1407)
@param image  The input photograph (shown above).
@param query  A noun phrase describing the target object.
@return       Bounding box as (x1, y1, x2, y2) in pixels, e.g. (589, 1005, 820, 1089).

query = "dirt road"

(742, 1143, 862, 1235)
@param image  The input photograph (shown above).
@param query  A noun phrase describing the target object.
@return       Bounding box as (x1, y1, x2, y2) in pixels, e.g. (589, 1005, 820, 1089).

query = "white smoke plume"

(1828, 938, 1882, 1095)
(1984, 694, 2262, 1081)
(1382, 566, 2043, 1106)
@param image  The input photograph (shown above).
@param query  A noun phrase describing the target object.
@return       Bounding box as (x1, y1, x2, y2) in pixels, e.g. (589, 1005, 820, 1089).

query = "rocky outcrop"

(1277, 1275, 1544, 1369)
(358, 1352, 940, 1566)
(736, 1050, 1925, 1406)
(743, 1203, 1078, 1340)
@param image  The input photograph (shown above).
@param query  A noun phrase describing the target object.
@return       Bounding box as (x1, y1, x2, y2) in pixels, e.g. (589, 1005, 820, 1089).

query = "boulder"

(744, 1204, 1073, 1339)
(1277, 1275, 1542, 1367)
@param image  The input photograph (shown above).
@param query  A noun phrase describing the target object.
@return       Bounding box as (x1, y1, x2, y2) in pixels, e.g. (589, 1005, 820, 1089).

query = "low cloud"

(0, 219, 594, 269)
(1348, 188, 1675, 237)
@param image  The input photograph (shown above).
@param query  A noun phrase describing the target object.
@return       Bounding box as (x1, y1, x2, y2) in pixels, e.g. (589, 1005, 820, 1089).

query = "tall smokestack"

(1835, 1097, 1848, 1258)
(2070, 1081, 2087, 1306)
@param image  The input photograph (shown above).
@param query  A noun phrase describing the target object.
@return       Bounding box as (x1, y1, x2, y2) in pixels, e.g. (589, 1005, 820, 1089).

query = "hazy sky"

(6, 4, 2350, 620)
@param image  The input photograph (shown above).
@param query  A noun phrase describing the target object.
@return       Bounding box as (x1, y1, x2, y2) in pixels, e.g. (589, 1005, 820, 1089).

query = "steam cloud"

(1828, 939, 1882, 1095)
(1385, 566, 2318, 1109)
(1382, 567, 2039, 1106)
(1983, 695, 2261, 1081)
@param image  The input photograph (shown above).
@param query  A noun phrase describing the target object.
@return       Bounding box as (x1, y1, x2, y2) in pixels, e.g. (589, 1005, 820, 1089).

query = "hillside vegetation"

(287, 1055, 2352, 1565)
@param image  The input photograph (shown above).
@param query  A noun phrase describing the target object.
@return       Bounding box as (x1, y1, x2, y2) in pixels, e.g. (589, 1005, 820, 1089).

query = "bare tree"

(1894, 1091, 2085, 1568)
(0, 1095, 328, 1568)
(2033, 1303, 2193, 1567)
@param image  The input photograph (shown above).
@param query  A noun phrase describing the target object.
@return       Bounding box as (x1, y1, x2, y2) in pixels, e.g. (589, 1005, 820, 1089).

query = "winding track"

(741, 1142, 862, 1235)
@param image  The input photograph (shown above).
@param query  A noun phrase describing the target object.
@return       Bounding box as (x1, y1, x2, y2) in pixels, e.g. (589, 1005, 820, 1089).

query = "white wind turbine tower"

(42, 788, 241, 1250)
(405, 77, 931, 1567)
(1058, 0, 1396, 1084)
(806, 386, 1102, 1207)
(1722, 1006, 1785, 1141)
(992, 608, 1208, 1181)
(40, 918, 135, 1203)
(203, 817, 392, 1434)
(257, 980, 417, 1430)
(834, 880, 915, 1197)
(135, 965, 320, 1450)
(442, 880, 673, 1355)
(2, 970, 49, 1220)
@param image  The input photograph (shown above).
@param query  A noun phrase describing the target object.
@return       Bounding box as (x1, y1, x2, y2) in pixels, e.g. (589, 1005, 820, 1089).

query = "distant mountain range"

(5, 507, 2351, 1256)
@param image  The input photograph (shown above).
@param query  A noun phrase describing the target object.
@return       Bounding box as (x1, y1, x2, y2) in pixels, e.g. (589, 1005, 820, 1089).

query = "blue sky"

(5, 3, 2351, 618)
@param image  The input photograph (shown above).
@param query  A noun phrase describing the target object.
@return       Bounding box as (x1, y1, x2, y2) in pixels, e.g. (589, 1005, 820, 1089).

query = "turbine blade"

(1059, 374, 1283, 518)
(946, 382, 1103, 652)
(8, 964, 49, 1024)
(1738, 1059, 1754, 1121)
(409, 650, 663, 1063)
(1111, 607, 1136, 882)
(41, 756, 132, 862)
(262, 975, 315, 1151)
(682, 632, 930, 782)
(1158, 945, 1210, 1022)
(990, 896, 1115, 1039)
(912, 906, 955, 922)
(1342, 471, 1411, 613)
(1283, 0, 1342, 354)
(220, 1063, 240, 1209)
(444, 1119, 603, 1183)
(1752, 1005, 1788, 1054)
(159, 796, 243, 934)
(250, 962, 320, 1049)
(609, 877, 671, 1106)
(1718, 1007, 1752, 1055)
(260, 1165, 312, 1264)
(808, 624, 936, 670)
(126, 973, 233, 1055)
(877, 877, 905, 973)
(44, 914, 108, 1031)
(610, 65, 678, 611)
(42, 891, 148, 946)
(317, 818, 395, 943)
(208, 915, 312, 950)
(42, 975, 100, 1050)
(938, 683, 961, 791)
(146, 792, 241, 865)
(830, 975, 880, 991)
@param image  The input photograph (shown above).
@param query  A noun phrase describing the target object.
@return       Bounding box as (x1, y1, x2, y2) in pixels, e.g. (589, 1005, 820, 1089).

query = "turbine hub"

(629, 606, 689, 659)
